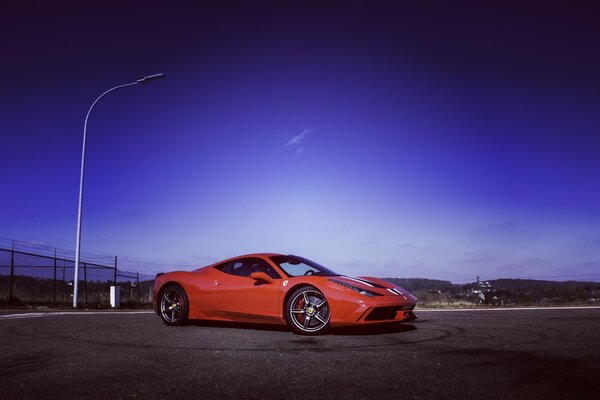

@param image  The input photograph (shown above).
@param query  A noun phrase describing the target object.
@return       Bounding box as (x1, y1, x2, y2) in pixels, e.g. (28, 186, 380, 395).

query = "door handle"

(214, 280, 222, 286)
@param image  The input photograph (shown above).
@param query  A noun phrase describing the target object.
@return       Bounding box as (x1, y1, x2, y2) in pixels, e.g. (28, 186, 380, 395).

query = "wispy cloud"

(285, 128, 312, 147)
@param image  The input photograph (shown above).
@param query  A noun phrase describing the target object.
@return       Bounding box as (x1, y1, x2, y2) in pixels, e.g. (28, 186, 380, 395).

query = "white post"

(110, 286, 121, 308)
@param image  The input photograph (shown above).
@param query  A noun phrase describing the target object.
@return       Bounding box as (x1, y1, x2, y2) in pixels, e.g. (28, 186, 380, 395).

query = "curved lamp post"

(73, 73, 165, 308)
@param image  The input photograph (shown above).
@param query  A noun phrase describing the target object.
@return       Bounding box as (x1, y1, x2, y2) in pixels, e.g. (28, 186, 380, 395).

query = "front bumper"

(329, 296, 417, 327)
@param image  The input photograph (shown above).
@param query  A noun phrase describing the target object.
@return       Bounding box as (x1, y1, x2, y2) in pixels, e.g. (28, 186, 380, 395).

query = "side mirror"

(250, 271, 274, 284)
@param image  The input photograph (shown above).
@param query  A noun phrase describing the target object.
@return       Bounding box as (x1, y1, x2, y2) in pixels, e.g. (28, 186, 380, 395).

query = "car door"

(213, 257, 282, 322)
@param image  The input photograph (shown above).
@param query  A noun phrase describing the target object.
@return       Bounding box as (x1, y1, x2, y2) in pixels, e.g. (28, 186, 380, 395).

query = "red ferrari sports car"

(153, 253, 417, 335)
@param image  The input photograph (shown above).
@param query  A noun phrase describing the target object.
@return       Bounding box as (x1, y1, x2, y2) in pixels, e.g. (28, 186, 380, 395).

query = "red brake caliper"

(298, 297, 305, 324)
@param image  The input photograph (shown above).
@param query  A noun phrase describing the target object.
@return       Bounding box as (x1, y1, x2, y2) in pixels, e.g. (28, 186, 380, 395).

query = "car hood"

(330, 275, 417, 301)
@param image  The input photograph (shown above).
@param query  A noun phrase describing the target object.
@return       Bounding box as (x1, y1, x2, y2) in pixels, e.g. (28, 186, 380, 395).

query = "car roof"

(196, 253, 286, 271)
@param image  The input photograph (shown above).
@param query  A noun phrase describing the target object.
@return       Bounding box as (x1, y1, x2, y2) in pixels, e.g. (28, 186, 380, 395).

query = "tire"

(285, 286, 330, 335)
(159, 284, 189, 326)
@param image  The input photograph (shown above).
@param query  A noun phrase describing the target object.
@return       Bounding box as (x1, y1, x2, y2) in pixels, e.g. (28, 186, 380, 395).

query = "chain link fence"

(0, 242, 154, 306)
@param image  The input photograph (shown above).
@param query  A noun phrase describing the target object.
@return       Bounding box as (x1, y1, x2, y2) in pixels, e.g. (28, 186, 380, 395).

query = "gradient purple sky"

(1, 1, 599, 282)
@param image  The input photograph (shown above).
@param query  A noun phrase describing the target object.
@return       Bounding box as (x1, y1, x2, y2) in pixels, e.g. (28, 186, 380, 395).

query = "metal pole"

(9, 240, 15, 303)
(73, 73, 164, 308)
(53, 248, 57, 305)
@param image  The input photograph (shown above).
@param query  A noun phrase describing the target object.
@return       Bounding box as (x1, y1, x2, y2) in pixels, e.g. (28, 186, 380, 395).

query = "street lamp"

(73, 73, 165, 308)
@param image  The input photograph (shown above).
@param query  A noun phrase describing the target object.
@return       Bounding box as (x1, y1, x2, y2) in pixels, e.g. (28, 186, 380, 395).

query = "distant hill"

(383, 277, 600, 307)
(384, 277, 600, 292)
(383, 278, 455, 291)
(479, 279, 600, 290)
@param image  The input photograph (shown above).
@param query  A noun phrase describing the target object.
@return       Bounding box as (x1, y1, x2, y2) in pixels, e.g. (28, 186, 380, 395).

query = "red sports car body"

(153, 253, 417, 335)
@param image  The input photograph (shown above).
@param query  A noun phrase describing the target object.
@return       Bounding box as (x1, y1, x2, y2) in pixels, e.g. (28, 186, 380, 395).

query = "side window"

(221, 261, 252, 277)
(213, 261, 229, 272)
(247, 258, 281, 280)
(218, 258, 281, 279)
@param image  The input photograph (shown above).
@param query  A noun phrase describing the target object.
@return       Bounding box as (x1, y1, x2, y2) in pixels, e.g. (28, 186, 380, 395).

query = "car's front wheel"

(285, 286, 330, 335)
(159, 284, 189, 326)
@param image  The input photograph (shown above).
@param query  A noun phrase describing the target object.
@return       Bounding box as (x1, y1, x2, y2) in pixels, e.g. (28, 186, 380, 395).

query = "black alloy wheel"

(159, 284, 189, 326)
(285, 286, 330, 335)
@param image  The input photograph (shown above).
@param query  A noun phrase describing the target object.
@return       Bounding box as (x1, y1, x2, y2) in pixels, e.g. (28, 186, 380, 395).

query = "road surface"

(0, 307, 599, 399)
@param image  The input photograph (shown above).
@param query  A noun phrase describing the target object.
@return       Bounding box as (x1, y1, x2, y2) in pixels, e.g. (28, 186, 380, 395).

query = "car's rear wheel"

(159, 284, 189, 326)
(285, 286, 330, 335)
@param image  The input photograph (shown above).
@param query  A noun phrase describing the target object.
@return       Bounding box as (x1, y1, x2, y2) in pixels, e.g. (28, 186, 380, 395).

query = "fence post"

(62, 261, 66, 303)
(113, 256, 118, 286)
(9, 240, 15, 303)
(84, 262, 88, 306)
(53, 249, 57, 305)
(136, 272, 141, 304)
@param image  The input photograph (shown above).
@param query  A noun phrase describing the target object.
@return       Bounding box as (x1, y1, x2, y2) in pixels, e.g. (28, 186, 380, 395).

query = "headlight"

(329, 279, 382, 297)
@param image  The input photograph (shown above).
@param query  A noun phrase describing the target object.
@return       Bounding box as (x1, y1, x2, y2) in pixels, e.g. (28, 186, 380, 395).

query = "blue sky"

(1, 1, 599, 282)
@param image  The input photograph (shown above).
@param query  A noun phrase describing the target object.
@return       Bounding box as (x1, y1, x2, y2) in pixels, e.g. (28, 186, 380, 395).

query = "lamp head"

(137, 73, 165, 84)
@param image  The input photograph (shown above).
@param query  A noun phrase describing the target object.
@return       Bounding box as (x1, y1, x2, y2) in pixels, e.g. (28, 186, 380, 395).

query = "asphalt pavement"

(0, 307, 599, 399)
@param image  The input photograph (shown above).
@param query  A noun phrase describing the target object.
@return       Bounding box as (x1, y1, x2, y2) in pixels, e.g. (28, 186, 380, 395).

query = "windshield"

(269, 255, 340, 277)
